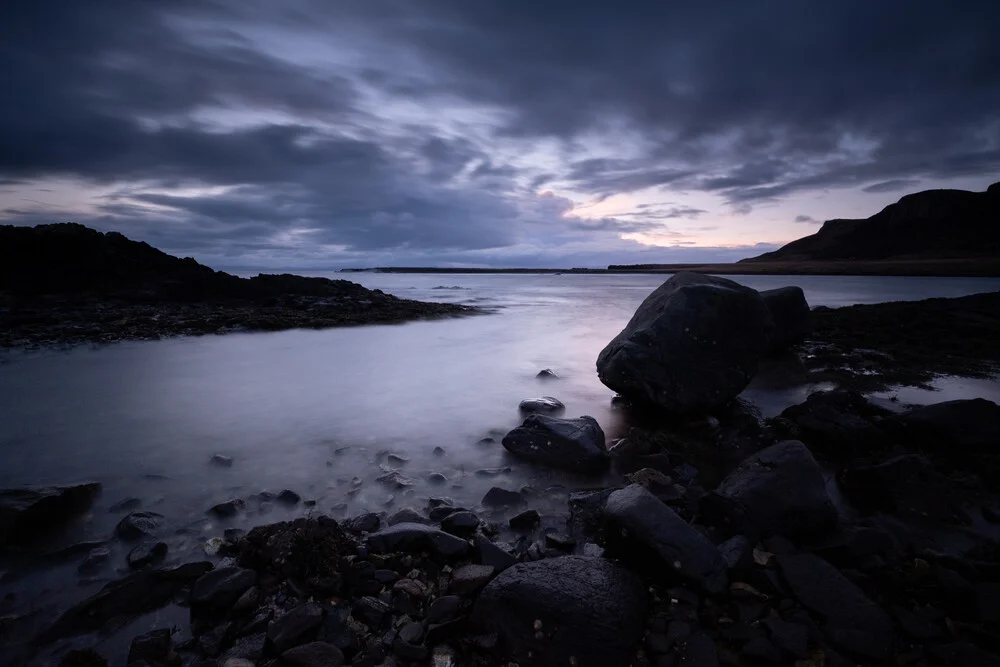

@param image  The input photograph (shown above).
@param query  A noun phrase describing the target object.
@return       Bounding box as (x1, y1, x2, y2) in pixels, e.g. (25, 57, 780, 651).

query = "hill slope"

(745, 182, 1000, 263)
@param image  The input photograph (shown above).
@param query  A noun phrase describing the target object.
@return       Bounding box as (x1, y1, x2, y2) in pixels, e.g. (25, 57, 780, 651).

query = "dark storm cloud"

(356, 0, 1000, 199)
(1, 0, 998, 265)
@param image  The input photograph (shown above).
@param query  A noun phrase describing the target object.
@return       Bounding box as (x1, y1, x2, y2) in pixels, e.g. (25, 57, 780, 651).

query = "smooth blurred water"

(2, 273, 999, 663)
(2, 273, 1000, 531)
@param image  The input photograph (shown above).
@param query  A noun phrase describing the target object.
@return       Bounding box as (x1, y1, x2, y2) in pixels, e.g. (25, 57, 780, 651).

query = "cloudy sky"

(2, 1, 998, 269)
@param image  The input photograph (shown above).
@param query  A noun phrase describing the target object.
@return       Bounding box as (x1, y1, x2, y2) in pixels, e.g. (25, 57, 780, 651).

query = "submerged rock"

(114, 511, 164, 540)
(603, 484, 727, 594)
(107, 497, 142, 513)
(209, 454, 233, 467)
(501, 414, 608, 473)
(37, 561, 213, 642)
(536, 368, 559, 380)
(126, 541, 168, 569)
(190, 566, 257, 610)
(366, 523, 470, 560)
(760, 286, 810, 353)
(596, 272, 773, 414)
(473, 556, 647, 667)
(481, 486, 523, 507)
(276, 489, 301, 505)
(517, 396, 565, 413)
(0, 482, 102, 546)
(209, 499, 246, 518)
(702, 440, 837, 539)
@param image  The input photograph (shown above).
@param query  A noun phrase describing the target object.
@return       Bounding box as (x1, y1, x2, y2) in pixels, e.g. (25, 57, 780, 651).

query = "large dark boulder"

(596, 272, 774, 414)
(0, 482, 101, 546)
(602, 484, 727, 594)
(472, 556, 648, 667)
(702, 441, 837, 539)
(759, 286, 810, 352)
(885, 398, 1000, 454)
(778, 552, 894, 661)
(501, 415, 608, 473)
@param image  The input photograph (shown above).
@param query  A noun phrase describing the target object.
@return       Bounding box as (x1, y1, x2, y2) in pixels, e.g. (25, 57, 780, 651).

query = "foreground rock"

(778, 552, 895, 661)
(501, 414, 608, 473)
(596, 272, 773, 414)
(759, 286, 810, 352)
(0, 482, 101, 546)
(603, 484, 727, 594)
(366, 523, 470, 560)
(702, 440, 837, 539)
(776, 388, 889, 456)
(473, 556, 647, 667)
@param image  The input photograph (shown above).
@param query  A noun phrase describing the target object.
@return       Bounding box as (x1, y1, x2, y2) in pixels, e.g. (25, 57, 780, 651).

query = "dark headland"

(0, 223, 478, 349)
(350, 181, 1000, 277)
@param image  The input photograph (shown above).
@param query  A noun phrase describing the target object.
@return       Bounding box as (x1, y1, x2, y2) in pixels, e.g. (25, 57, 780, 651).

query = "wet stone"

(209, 454, 233, 467)
(127, 628, 171, 665)
(387, 508, 427, 526)
(191, 566, 257, 610)
(427, 595, 462, 623)
(449, 564, 495, 596)
(441, 510, 480, 536)
(209, 499, 245, 518)
(281, 641, 345, 667)
(392, 622, 427, 661)
(481, 486, 523, 507)
(266, 603, 324, 654)
(126, 541, 167, 569)
(544, 533, 576, 551)
(353, 596, 390, 630)
(366, 523, 470, 560)
(115, 511, 164, 540)
(276, 489, 301, 505)
(474, 534, 516, 572)
(518, 396, 565, 413)
(427, 472, 448, 485)
(509, 509, 540, 531)
(77, 547, 111, 574)
(108, 497, 142, 513)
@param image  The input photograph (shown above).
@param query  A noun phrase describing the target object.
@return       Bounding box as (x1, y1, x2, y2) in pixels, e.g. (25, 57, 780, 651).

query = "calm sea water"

(1, 273, 999, 662)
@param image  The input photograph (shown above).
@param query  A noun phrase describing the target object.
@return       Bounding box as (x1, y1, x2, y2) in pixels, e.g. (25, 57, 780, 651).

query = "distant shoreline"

(342, 258, 1000, 277)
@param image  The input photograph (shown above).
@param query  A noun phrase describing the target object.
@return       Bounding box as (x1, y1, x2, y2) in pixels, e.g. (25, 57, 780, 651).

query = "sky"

(2, 1, 998, 269)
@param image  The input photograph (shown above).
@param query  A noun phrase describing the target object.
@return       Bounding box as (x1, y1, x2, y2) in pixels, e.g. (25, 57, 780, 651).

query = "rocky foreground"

(2, 273, 1000, 667)
(0, 224, 478, 349)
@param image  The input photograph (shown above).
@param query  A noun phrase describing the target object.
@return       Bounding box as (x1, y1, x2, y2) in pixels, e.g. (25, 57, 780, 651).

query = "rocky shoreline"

(0, 290, 480, 350)
(0, 224, 480, 350)
(2, 273, 1000, 667)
